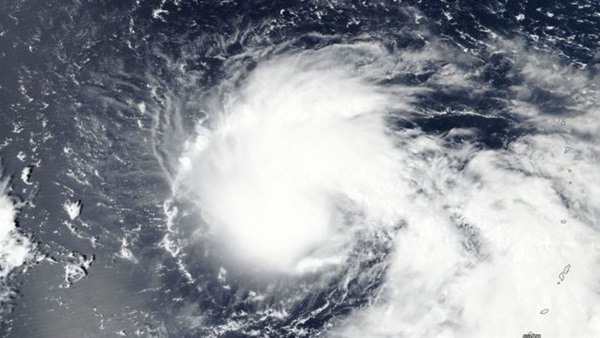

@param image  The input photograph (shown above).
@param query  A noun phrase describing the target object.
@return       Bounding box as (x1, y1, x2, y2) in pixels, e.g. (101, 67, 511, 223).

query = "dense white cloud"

(0, 168, 35, 308)
(178, 45, 415, 273)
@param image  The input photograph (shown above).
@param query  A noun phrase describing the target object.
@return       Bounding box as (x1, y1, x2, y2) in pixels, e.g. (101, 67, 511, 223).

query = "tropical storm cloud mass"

(0, 0, 599, 337)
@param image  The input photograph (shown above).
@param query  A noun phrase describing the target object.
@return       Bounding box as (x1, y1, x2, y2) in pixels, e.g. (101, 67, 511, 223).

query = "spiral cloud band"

(176, 41, 600, 335)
